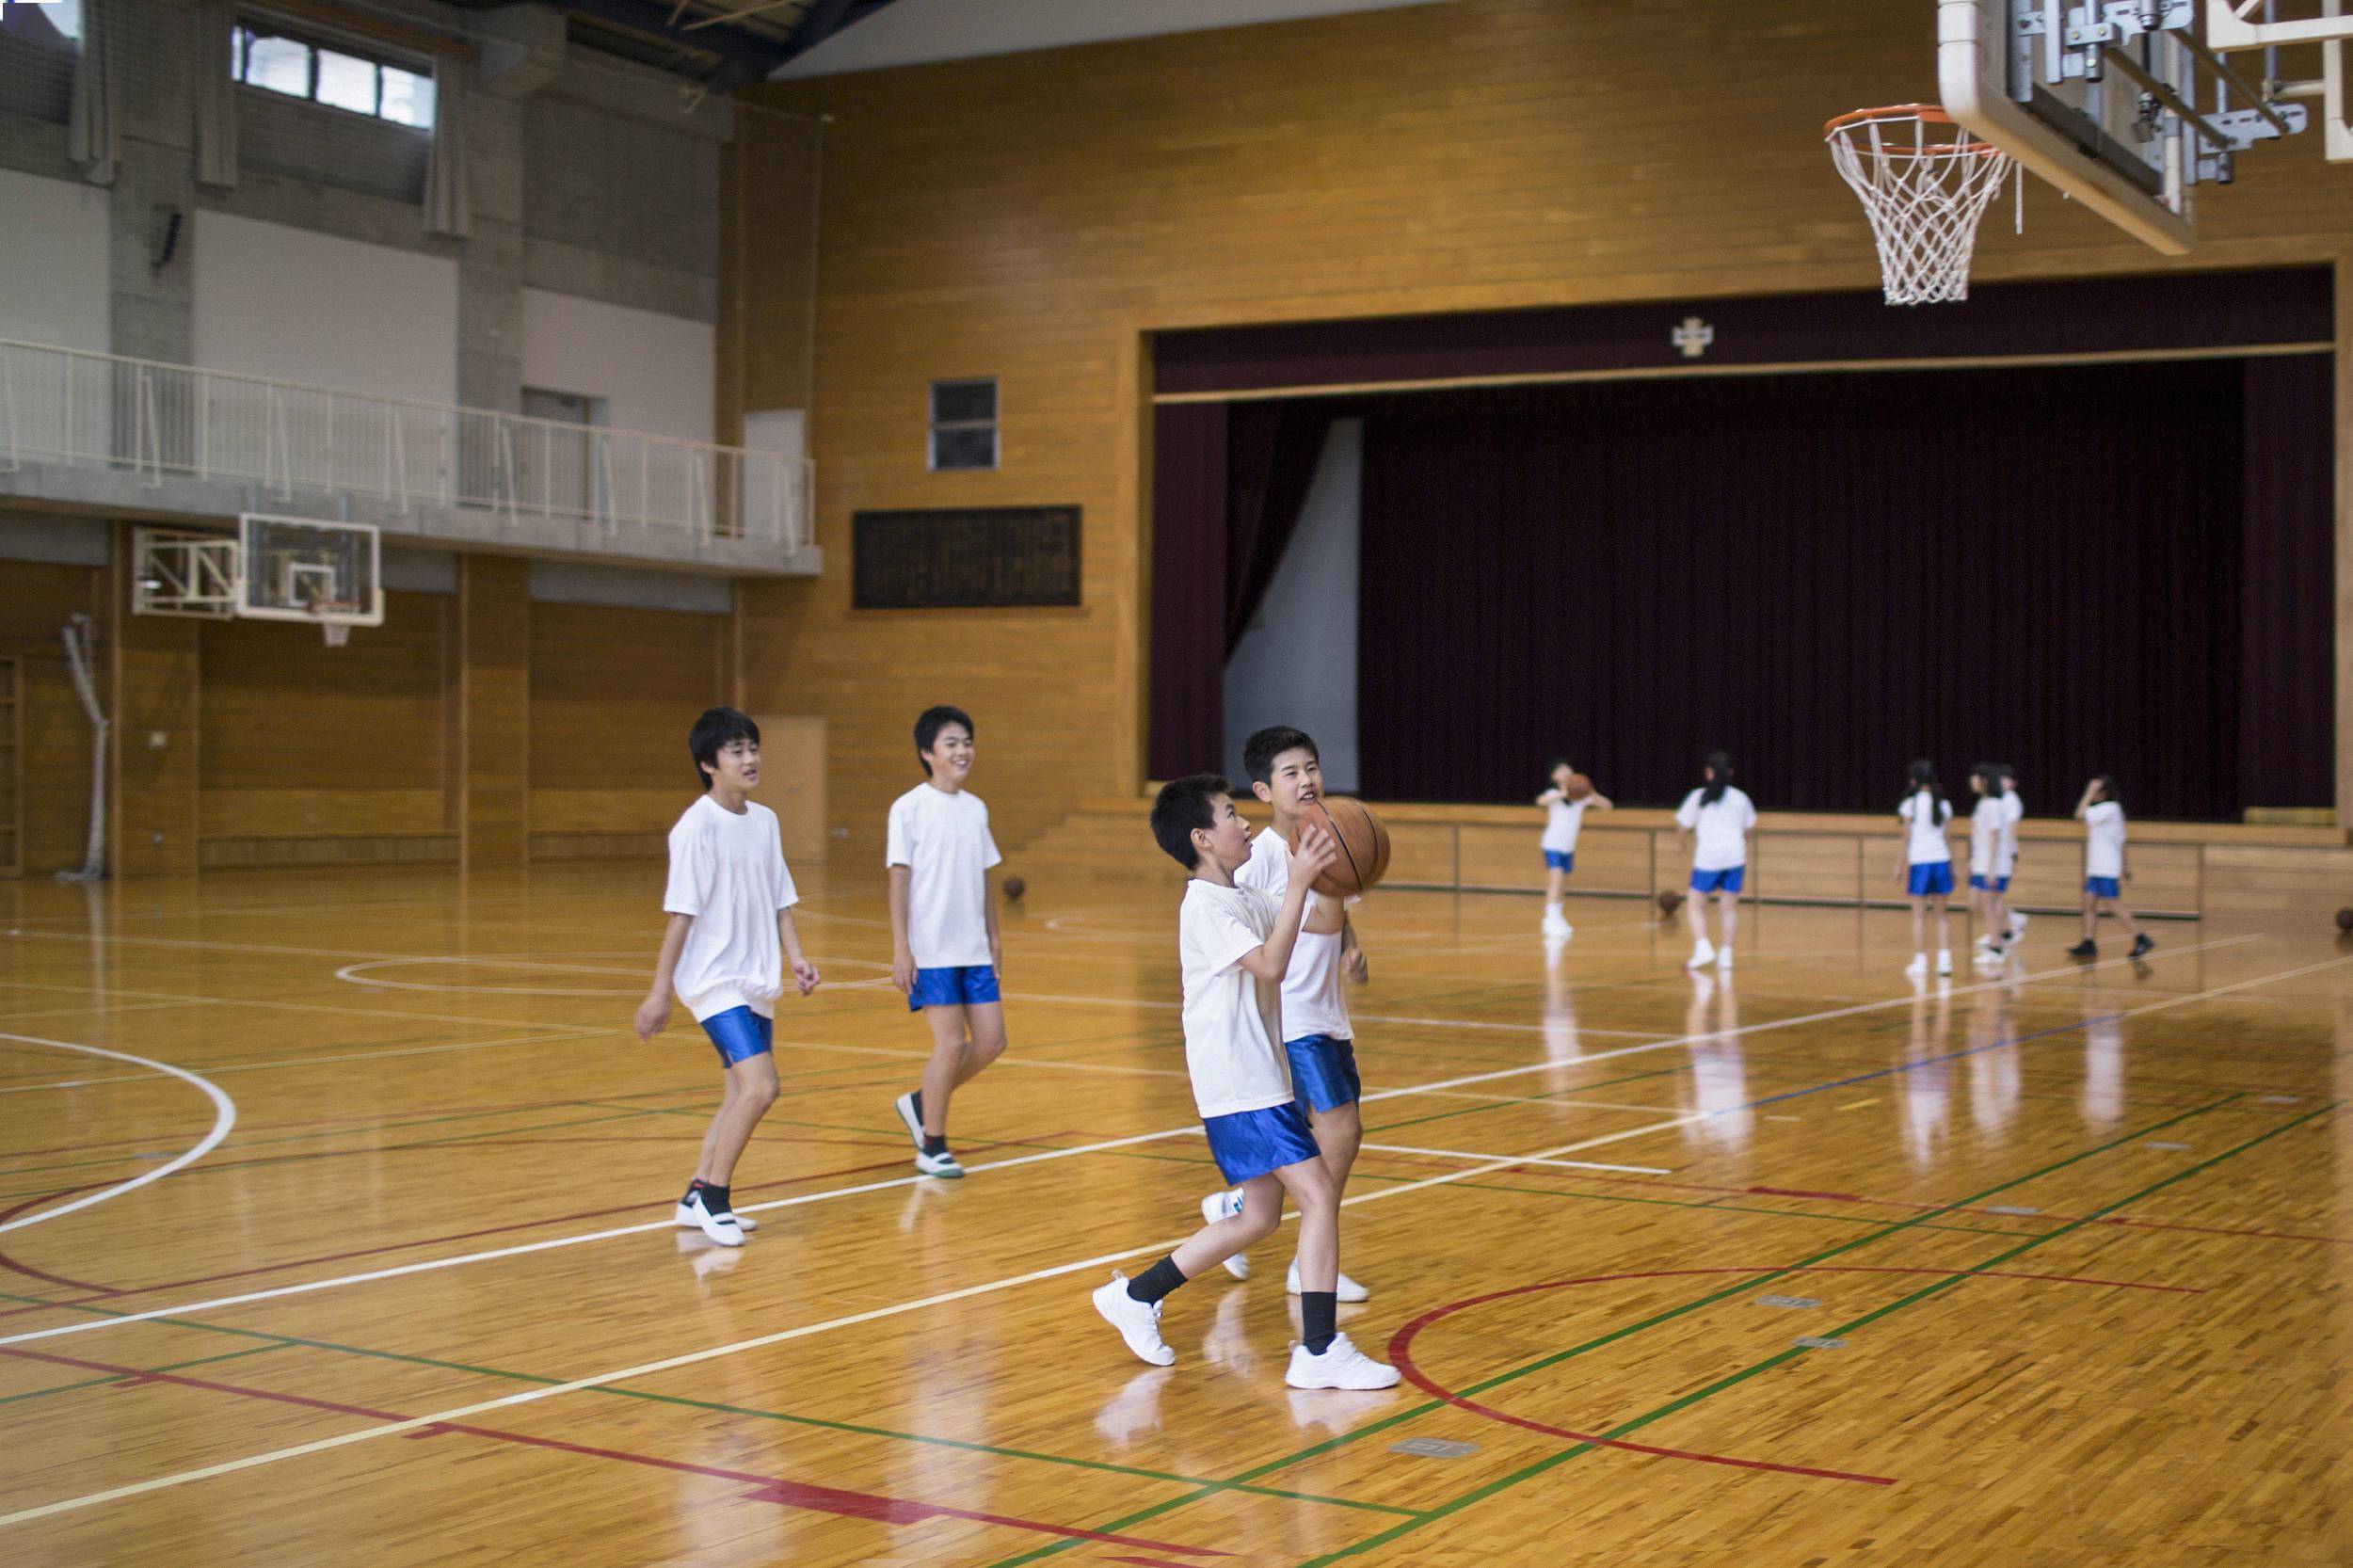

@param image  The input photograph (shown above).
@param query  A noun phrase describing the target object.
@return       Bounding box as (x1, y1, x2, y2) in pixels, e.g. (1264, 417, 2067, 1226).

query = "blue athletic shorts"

(2085, 875, 2121, 899)
(1201, 1101, 1321, 1184)
(1543, 850, 1575, 873)
(1689, 866, 1745, 895)
(907, 963, 1000, 1012)
(698, 1005, 774, 1066)
(1285, 1034, 1361, 1114)
(1907, 862, 1956, 897)
(1969, 873, 2011, 892)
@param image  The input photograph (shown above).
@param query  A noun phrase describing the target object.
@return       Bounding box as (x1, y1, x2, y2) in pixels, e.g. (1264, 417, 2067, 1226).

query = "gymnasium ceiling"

(444, 0, 904, 88)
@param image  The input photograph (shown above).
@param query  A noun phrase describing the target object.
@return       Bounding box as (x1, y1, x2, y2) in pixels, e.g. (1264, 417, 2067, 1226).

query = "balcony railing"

(0, 339, 811, 555)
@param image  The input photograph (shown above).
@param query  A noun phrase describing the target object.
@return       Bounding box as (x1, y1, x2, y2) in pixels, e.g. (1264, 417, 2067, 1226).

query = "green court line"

(968, 1092, 2249, 1568)
(0, 1291, 1404, 1517)
(0, 1340, 287, 1408)
(1287, 1097, 2341, 1567)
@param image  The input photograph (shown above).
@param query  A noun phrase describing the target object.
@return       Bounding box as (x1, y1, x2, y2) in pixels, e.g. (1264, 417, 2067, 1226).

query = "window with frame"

(232, 21, 435, 129)
(928, 378, 999, 472)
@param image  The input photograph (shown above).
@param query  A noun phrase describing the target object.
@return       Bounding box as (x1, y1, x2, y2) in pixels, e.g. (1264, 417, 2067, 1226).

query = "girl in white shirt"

(1967, 763, 2025, 966)
(1673, 751, 1755, 970)
(1534, 760, 1613, 939)
(2070, 775, 2153, 959)
(1895, 760, 1956, 980)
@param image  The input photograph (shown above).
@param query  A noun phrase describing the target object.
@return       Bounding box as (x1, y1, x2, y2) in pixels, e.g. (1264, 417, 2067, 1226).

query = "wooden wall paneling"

(0, 559, 105, 876)
(1382, 819, 1458, 888)
(108, 525, 200, 877)
(527, 601, 731, 856)
(750, 712, 827, 864)
(734, 0, 2353, 856)
(460, 556, 530, 867)
(197, 593, 450, 846)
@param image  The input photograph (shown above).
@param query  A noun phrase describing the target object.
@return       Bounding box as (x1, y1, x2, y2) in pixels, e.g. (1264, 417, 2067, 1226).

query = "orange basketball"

(1564, 773, 1595, 802)
(1307, 795, 1391, 898)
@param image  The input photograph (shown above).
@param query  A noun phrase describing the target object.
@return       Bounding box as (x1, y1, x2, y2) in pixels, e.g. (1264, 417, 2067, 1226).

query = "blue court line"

(1736, 1012, 2126, 1112)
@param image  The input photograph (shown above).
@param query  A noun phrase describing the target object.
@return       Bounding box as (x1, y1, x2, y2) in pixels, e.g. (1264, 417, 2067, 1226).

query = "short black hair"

(914, 705, 974, 775)
(1151, 774, 1230, 869)
(1242, 726, 1318, 786)
(689, 707, 759, 791)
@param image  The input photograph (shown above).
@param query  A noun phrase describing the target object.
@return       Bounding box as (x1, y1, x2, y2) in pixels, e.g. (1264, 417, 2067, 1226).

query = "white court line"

(0, 1034, 236, 1235)
(0, 1028, 612, 1096)
(1359, 1142, 1671, 1175)
(0, 938, 2330, 1529)
(766, 1036, 1189, 1079)
(0, 974, 611, 1036)
(0, 933, 2262, 1350)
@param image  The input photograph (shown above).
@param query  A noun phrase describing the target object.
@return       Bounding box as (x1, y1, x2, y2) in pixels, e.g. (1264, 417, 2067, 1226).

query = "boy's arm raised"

(634, 913, 693, 1041)
(1236, 825, 1338, 982)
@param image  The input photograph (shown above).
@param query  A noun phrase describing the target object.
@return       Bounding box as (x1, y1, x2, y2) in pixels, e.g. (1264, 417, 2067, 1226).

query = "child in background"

(1897, 759, 1956, 980)
(1968, 763, 2025, 966)
(1674, 751, 1755, 971)
(1536, 761, 1613, 939)
(2070, 776, 2153, 959)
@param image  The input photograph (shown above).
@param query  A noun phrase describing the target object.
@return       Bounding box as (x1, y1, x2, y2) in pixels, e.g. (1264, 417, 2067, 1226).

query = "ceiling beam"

(556, 0, 792, 75)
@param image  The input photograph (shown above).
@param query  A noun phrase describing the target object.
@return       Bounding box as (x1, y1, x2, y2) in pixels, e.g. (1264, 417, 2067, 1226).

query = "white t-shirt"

(664, 794, 800, 1021)
(1897, 791, 1954, 865)
(1176, 879, 1297, 1119)
(1542, 796, 1591, 854)
(1675, 786, 1756, 872)
(886, 783, 1004, 968)
(1971, 792, 2025, 876)
(1235, 825, 1351, 1043)
(2085, 800, 2127, 878)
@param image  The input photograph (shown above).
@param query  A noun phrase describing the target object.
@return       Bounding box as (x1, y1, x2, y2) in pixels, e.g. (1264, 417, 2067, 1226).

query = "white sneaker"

(1905, 953, 1929, 980)
(1716, 947, 1733, 970)
(1285, 1332, 1399, 1390)
(674, 1197, 757, 1233)
(1936, 950, 1953, 976)
(1287, 1258, 1369, 1303)
(1542, 914, 1572, 939)
(1201, 1191, 1249, 1278)
(1973, 933, 1993, 951)
(892, 1091, 925, 1152)
(916, 1146, 966, 1178)
(2009, 911, 2029, 938)
(1092, 1272, 1176, 1367)
(1686, 939, 1716, 969)
(678, 1189, 744, 1247)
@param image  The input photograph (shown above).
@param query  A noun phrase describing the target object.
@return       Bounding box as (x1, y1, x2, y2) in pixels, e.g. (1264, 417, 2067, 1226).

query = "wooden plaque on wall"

(851, 506, 1081, 609)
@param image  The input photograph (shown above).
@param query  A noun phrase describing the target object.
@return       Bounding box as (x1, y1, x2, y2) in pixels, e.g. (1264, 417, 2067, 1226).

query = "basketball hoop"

(309, 600, 360, 647)
(1826, 104, 2015, 305)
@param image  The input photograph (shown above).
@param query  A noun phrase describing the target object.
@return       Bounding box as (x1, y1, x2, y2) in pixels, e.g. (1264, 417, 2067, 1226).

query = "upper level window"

(232, 22, 435, 130)
(929, 378, 999, 472)
(0, 0, 83, 45)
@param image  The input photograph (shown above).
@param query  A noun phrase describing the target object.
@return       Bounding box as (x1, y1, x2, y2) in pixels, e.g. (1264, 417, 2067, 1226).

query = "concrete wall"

(519, 288, 715, 442)
(0, 169, 111, 351)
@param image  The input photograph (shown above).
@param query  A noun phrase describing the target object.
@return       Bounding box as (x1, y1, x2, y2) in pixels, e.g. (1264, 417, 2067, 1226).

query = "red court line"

(1387, 1264, 2204, 1486)
(0, 1345, 1227, 1556)
(0, 1186, 118, 1297)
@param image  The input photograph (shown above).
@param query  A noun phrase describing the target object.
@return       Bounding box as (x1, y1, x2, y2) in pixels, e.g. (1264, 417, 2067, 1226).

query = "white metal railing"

(0, 340, 812, 554)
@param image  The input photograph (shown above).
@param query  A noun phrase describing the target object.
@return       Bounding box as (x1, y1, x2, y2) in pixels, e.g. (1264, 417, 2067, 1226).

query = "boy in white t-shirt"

(634, 708, 822, 1247)
(1673, 750, 1756, 970)
(1091, 775, 1398, 1392)
(1535, 760, 1614, 939)
(2069, 775, 2153, 959)
(1894, 760, 1957, 981)
(1200, 727, 1375, 1300)
(888, 705, 1008, 1179)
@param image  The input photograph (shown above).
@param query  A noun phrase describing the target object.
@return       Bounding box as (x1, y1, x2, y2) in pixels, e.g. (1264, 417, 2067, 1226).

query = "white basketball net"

(1827, 105, 2015, 306)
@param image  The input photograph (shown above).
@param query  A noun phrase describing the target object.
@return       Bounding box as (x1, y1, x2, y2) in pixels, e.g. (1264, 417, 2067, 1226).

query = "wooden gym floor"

(0, 854, 2346, 1565)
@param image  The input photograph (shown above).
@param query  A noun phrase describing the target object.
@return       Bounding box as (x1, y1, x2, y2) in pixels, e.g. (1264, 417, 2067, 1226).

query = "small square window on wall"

(929, 378, 999, 472)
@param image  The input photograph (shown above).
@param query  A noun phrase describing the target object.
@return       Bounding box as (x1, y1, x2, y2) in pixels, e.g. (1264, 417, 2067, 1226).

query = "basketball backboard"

(1939, 0, 2343, 254)
(237, 514, 383, 629)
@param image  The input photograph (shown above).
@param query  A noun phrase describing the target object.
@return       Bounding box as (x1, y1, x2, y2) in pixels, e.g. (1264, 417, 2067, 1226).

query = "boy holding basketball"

(634, 708, 822, 1247)
(1091, 774, 1396, 1390)
(1536, 760, 1614, 938)
(1199, 727, 1374, 1300)
(888, 705, 1009, 1178)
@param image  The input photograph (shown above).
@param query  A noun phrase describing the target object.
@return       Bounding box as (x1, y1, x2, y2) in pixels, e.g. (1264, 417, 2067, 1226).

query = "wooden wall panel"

(0, 559, 104, 876)
(108, 530, 200, 877)
(735, 0, 2353, 856)
(198, 592, 450, 844)
(528, 601, 730, 849)
(461, 557, 530, 866)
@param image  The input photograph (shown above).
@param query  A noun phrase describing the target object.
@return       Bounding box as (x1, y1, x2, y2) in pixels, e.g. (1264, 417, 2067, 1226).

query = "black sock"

(922, 1134, 949, 1157)
(699, 1183, 732, 1216)
(681, 1178, 703, 1204)
(1126, 1254, 1189, 1305)
(1301, 1290, 1338, 1354)
(910, 1088, 924, 1124)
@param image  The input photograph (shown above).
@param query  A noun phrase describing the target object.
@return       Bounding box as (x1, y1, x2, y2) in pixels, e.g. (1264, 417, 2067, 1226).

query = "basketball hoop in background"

(1826, 104, 2015, 305)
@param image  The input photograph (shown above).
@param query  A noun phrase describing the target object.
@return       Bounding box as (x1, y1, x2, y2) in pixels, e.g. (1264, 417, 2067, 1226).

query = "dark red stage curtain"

(2240, 353, 2336, 809)
(1148, 401, 1334, 779)
(1356, 358, 2330, 821)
